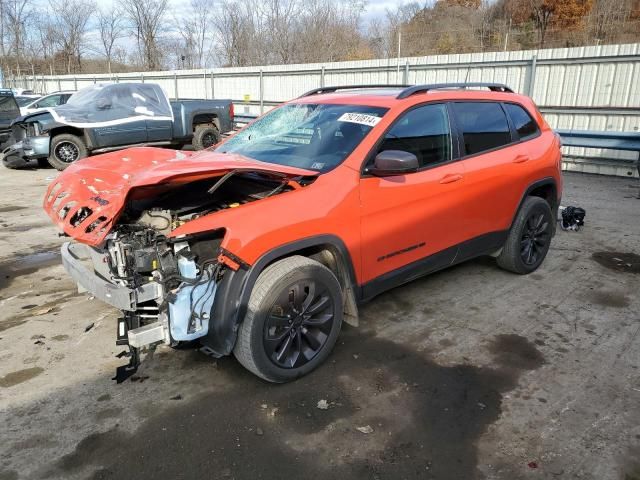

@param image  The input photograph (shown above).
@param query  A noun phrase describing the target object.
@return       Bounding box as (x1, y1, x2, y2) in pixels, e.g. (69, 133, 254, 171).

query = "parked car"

(11, 88, 35, 95)
(4, 82, 233, 170)
(19, 91, 74, 116)
(15, 94, 42, 108)
(44, 82, 562, 383)
(0, 89, 20, 149)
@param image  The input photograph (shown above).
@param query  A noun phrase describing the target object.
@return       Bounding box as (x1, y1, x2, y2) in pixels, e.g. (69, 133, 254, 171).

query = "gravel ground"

(0, 166, 638, 480)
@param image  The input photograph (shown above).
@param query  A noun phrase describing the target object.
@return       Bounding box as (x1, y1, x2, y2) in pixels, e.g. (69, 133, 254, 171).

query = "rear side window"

(503, 103, 539, 140)
(452, 102, 511, 156)
(378, 103, 451, 168)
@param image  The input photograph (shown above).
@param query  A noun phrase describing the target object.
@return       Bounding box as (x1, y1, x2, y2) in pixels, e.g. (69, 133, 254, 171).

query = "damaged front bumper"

(62, 242, 163, 311)
(2, 135, 50, 167)
(61, 241, 218, 350)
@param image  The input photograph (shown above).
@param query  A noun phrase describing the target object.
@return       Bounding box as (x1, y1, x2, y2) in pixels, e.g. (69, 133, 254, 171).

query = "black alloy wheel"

(263, 279, 335, 369)
(520, 211, 551, 266)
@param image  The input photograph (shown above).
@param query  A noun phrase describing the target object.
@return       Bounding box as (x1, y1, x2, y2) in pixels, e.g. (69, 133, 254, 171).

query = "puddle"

(589, 291, 630, 308)
(0, 206, 27, 213)
(0, 367, 44, 388)
(0, 250, 61, 289)
(592, 252, 640, 274)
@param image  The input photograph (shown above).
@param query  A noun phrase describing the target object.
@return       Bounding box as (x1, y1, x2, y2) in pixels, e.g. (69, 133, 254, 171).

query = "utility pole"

(504, 18, 512, 52)
(396, 27, 402, 80)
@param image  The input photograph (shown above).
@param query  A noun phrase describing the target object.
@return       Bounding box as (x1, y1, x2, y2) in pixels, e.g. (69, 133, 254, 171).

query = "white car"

(20, 91, 75, 116)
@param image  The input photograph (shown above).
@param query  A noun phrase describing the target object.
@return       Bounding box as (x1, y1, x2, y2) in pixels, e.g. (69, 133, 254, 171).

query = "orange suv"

(44, 83, 563, 382)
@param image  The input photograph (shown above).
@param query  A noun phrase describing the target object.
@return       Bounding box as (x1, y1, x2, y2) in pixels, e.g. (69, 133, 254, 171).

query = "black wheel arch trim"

(511, 177, 560, 234)
(201, 234, 358, 357)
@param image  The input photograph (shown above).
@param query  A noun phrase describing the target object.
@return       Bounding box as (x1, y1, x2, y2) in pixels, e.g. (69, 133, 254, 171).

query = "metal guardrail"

(555, 129, 640, 151)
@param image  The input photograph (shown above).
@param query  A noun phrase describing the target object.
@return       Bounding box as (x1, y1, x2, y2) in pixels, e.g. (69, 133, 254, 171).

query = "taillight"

(229, 103, 234, 122)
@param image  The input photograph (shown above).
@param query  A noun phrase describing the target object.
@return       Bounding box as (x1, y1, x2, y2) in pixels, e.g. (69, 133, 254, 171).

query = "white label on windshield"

(338, 112, 381, 127)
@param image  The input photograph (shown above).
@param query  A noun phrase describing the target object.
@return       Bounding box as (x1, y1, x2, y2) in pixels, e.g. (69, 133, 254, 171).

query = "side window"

(503, 103, 539, 140)
(35, 95, 61, 108)
(452, 102, 512, 156)
(378, 103, 451, 168)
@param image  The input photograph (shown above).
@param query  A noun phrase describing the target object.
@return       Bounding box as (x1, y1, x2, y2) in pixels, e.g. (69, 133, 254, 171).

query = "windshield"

(216, 103, 388, 172)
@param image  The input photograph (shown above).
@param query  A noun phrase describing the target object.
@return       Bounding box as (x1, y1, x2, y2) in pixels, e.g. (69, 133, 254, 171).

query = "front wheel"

(48, 134, 88, 170)
(497, 196, 553, 274)
(233, 256, 343, 383)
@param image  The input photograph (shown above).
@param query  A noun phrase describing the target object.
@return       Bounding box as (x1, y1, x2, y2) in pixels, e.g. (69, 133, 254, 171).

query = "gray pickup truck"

(3, 82, 234, 170)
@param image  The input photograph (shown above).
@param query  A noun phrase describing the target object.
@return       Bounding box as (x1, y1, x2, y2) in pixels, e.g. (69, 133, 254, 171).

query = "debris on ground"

(317, 399, 329, 410)
(33, 339, 45, 346)
(170, 394, 183, 400)
(84, 322, 95, 332)
(477, 402, 487, 410)
(32, 307, 54, 316)
(528, 461, 539, 469)
(356, 425, 374, 434)
(30, 334, 45, 340)
(256, 427, 264, 436)
(560, 206, 586, 231)
(268, 407, 279, 417)
(260, 404, 268, 410)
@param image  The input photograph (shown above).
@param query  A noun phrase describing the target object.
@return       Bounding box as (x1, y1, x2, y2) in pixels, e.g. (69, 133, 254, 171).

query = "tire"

(48, 134, 88, 171)
(192, 125, 220, 150)
(233, 255, 343, 383)
(497, 196, 553, 274)
(37, 158, 51, 168)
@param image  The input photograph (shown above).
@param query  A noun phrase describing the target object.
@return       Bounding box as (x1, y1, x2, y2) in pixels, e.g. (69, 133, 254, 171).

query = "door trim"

(360, 230, 508, 302)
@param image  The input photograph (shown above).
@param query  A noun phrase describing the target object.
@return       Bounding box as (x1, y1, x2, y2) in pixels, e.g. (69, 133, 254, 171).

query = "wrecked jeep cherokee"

(44, 83, 563, 383)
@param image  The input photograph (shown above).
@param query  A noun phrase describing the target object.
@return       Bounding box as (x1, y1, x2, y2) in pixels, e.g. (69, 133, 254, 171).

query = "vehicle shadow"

(31, 327, 544, 480)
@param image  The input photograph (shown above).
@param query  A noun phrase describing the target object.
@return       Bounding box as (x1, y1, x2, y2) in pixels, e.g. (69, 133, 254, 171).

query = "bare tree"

(36, 11, 57, 74)
(50, 0, 95, 73)
(213, 0, 257, 66)
(4, 0, 34, 74)
(175, 0, 213, 68)
(96, 6, 125, 73)
(120, 0, 168, 70)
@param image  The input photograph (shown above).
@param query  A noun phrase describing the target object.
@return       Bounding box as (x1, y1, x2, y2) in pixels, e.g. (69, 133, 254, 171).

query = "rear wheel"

(233, 256, 343, 383)
(48, 134, 88, 170)
(192, 125, 220, 150)
(497, 196, 553, 274)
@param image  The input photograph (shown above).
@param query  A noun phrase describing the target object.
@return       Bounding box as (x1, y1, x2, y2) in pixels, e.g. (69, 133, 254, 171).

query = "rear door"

(451, 101, 529, 240)
(359, 103, 469, 291)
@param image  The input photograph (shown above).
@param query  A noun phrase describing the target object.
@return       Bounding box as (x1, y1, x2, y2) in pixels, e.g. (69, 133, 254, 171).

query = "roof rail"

(396, 82, 514, 99)
(298, 84, 409, 98)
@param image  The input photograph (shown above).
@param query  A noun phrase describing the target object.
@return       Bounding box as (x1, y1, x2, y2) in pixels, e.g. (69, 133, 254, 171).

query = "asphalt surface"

(0, 166, 639, 480)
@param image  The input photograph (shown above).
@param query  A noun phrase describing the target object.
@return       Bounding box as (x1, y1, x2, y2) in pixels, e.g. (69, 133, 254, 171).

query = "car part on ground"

(3, 82, 233, 170)
(560, 206, 586, 231)
(43, 83, 563, 382)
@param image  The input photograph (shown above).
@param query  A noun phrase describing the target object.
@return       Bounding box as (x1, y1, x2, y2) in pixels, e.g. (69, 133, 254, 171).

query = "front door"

(359, 103, 468, 296)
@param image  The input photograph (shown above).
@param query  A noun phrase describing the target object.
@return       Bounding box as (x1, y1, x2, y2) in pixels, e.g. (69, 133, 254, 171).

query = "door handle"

(439, 173, 463, 184)
(513, 154, 530, 163)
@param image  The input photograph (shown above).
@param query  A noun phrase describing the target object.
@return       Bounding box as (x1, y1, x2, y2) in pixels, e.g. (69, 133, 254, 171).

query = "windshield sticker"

(311, 162, 325, 170)
(338, 112, 381, 127)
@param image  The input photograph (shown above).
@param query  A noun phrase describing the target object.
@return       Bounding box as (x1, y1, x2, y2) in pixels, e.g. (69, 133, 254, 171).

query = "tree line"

(1, 0, 639, 78)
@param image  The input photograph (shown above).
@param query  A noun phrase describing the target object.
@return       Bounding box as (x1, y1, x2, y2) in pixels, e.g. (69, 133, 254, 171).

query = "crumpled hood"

(43, 147, 317, 246)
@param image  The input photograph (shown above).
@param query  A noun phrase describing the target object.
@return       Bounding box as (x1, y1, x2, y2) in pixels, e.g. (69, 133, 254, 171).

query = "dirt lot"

(0, 167, 638, 480)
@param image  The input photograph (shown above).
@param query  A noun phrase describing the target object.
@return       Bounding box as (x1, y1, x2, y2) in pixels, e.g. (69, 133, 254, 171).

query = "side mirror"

(370, 150, 419, 177)
(96, 97, 111, 110)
